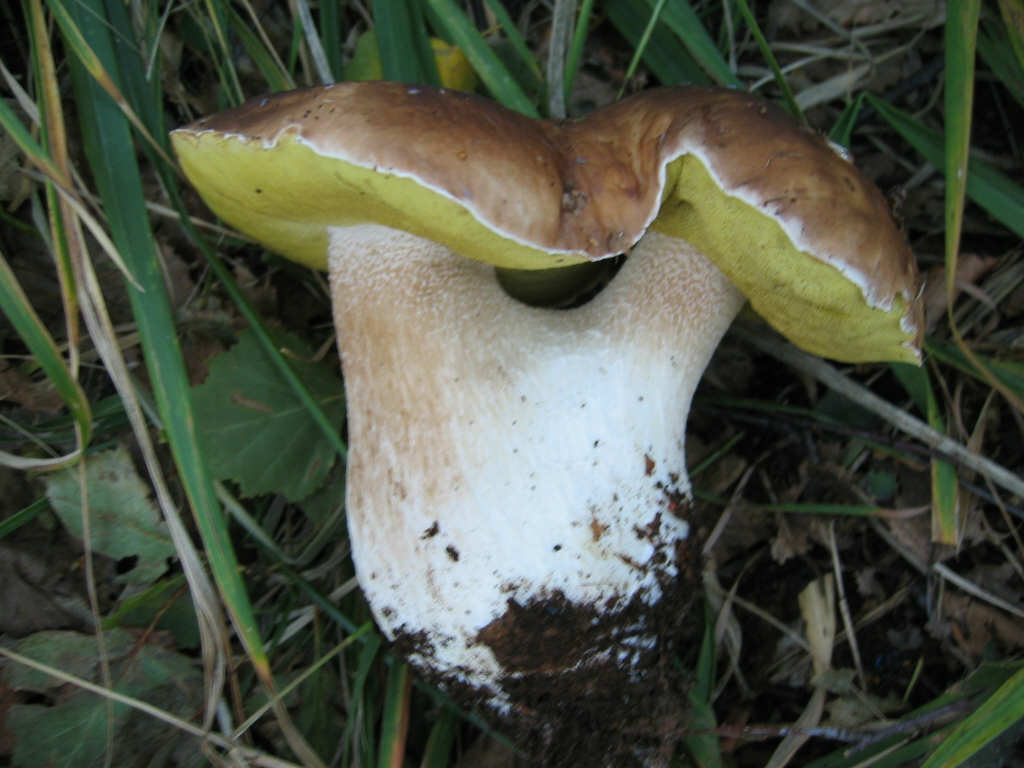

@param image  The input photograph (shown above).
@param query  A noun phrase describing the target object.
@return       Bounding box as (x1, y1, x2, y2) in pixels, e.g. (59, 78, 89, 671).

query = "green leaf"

(6, 629, 203, 768)
(102, 575, 200, 649)
(6, 629, 135, 692)
(43, 445, 175, 587)
(865, 470, 898, 501)
(9, 699, 130, 767)
(191, 328, 345, 501)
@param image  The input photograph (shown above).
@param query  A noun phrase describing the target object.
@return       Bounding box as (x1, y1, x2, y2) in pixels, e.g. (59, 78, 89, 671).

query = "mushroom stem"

(327, 224, 744, 708)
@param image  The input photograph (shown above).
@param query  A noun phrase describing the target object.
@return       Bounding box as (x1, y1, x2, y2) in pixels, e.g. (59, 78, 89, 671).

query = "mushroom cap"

(171, 82, 922, 363)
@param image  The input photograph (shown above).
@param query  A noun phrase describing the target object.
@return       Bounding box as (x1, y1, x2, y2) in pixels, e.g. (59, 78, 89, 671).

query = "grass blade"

(373, 0, 440, 85)
(0, 90, 68, 189)
(418, 707, 456, 768)
(927, 342, 1024, 396)
(864, 94, 1024, 239)
(617, 0, 669, 100)
(45, 0, 173, 167)
(56, 0, 264, 660)
(378, 662, 411, 768)
(57, 3, 333, 761)
(605, 0, 710, 86)
(684, 598, 721, 768)
(426, 0, 539, 115)
(563, 0, 595, 103)
(734, 0, 803, 118)
(481, 0, 544, 92)
(652, 0, 742, 87)
(945, 0, 982, 297)
(998, 0, 1024, 71)
(319, 0, 342, 80)
(0, 499, 50, 539)
(198, 0, 243, 103)
(228, 5, 294, 92)
(890, 364, 960, 545)
(0, 251, 92, 458)
(922, 666, 1024, 767)
(943, 0, 1024, 418)
(978, 18, 1024, 108)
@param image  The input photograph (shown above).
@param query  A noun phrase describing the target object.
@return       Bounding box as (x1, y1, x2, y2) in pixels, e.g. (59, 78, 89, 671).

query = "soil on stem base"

(395, 494, 713, 767)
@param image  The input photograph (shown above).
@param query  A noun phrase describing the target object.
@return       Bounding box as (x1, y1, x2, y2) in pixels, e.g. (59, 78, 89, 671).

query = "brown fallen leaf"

(944, 593, 1024, 657)
(0, 362, 65, 414)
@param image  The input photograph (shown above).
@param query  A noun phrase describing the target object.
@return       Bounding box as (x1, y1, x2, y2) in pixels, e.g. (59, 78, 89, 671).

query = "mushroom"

(172, 82, 922, 759)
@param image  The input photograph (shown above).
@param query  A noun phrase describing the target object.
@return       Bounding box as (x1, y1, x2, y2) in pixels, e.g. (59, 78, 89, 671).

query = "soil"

(397, 497, 715, 767)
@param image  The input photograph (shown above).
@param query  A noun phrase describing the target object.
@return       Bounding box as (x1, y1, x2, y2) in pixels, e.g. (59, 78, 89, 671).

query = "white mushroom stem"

(328, 224, 744, 708)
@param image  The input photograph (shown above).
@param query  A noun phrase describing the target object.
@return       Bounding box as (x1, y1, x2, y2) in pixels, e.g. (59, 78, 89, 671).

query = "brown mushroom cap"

(171, 82, 922, 363)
